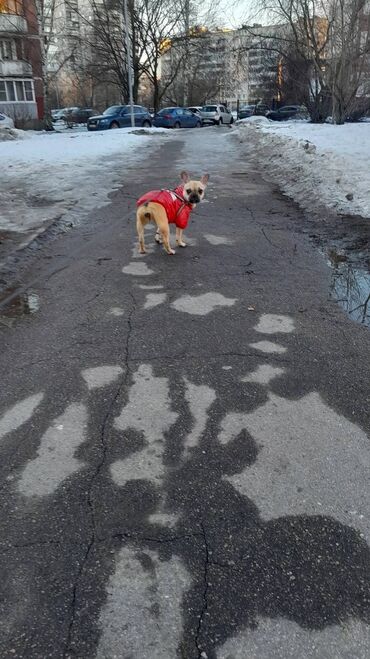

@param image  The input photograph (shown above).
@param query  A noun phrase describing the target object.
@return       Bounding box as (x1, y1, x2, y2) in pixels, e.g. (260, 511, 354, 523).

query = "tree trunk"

(153, 79, 160, 112)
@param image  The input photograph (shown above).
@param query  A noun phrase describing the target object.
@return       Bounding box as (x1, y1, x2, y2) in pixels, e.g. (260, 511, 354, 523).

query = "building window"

(0, 80, 6, 101)
(6, 79, 15, 100)
(0, 0, 23, 15)
(24, 79, 33, 100)
(0, 39, 16, 60)
(15, 79, 24, 100)
(0, 79, 35, 102)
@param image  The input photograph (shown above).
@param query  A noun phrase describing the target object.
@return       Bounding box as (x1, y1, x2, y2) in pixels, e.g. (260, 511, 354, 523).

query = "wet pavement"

(0, 127, 369, 658)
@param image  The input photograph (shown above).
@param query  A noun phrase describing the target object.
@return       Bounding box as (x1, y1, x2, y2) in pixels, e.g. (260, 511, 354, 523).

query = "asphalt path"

(0, 127, 369, 658)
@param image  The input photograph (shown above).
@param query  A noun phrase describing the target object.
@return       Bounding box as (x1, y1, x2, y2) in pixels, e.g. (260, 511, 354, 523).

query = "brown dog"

(136, 171, 209, 255)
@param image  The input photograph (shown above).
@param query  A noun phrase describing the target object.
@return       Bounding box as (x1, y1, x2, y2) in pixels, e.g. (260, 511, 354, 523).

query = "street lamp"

(123, 0, 135, 128)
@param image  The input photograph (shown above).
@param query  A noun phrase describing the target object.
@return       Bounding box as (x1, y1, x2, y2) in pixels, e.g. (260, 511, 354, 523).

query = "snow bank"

(234, 121, 370, 218)
(0, 126, 31, 142)
(0, 127, 168, 234)
(236, 115, 271, 126)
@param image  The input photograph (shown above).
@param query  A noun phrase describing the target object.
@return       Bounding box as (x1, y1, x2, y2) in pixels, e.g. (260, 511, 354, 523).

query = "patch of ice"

(172, 292, 237, 315)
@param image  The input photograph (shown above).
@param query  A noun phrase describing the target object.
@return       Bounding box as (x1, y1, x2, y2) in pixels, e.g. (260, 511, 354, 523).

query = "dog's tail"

(137, 202, 153, 222)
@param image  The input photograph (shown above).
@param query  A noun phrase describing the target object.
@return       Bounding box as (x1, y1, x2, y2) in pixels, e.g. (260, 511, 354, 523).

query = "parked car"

(266, 105, 308, 121)
(187, 106, 204, 123)
(52, 107, 79, 122)
(87, 105, 152, 130)
(237, 105, 255, 120)
(254, 103, 270, 116)
(68, 108, 98, 124)
(200, 104, 233, 125)
(153, 107, 202, 128)
(0, 112, 14, 129)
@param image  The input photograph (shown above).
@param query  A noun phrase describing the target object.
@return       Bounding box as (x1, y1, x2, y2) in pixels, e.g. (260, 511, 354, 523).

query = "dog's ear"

(180, 171, 190, 183)
(201, 173, 209, 185)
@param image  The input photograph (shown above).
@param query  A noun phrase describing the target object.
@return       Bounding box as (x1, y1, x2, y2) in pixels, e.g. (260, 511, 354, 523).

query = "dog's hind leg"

(155, 229, 163, 245)
(161, 226, 175, 255)
(155, 206, 175, 255)
(136, 208, 148, 254)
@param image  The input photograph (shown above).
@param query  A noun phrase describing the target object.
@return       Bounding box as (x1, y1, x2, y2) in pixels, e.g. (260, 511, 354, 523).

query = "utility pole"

(183, 0, 190, 106)
(123, 0, 135, 127)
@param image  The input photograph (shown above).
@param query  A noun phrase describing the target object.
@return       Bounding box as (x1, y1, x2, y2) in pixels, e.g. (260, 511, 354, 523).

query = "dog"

(136, 171, 209, 255)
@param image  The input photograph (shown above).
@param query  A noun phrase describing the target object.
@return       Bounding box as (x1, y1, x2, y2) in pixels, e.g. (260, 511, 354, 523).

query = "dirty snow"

(0, 127, 168, 235)
(0, 126, 31, 142)
(234, 119, 370, 218)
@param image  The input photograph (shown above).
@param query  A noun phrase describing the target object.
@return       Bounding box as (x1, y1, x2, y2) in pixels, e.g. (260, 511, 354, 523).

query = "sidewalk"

(0, 128, 369, 658)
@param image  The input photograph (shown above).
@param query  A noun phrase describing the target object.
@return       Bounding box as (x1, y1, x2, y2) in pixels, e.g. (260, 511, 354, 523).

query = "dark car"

(254, 103, 270, 116)
(68, 108, 98, 124)
(153, 107, 202, 128)
(266, 105, 308, 121)
(238, 105, 256, 120)
(87, 105, 152, 131)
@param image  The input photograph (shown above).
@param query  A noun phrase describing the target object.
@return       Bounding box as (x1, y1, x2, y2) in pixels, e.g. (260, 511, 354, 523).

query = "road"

(0, 127, 369, 658)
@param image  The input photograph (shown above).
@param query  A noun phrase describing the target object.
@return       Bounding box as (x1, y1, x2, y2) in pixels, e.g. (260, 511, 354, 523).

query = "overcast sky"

(218, 0, 264, 28)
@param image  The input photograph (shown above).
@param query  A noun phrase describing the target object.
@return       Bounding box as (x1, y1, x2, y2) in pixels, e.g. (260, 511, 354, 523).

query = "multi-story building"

(43, 0, 129, 110)
(0, 0, 43, 122)
(159, 26, 280, 110)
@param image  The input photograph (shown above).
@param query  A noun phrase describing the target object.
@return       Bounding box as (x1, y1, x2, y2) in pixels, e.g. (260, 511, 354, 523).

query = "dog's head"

(180, 171, 209, 205)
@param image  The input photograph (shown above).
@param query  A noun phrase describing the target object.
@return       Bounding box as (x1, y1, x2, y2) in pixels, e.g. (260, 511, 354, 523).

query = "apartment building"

(159, 26, 279, 109)
(44, 0, 128, 109)
(0, 0, 43, 122)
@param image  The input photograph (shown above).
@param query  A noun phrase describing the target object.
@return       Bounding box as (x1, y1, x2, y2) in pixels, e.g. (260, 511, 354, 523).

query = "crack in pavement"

(62, 290, 137, 658)
(195, 522, 211, 658)
(0, 531, 204, 554)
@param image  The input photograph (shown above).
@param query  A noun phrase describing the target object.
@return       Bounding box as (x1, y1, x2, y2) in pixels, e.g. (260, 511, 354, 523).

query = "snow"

(234, 119, 370, 218)
(0, 126, 31, 142)
(0, 127, 168, 235)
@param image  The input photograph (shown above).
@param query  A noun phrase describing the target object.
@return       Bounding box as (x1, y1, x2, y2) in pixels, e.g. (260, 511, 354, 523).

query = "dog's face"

(181, 171, 209, 205)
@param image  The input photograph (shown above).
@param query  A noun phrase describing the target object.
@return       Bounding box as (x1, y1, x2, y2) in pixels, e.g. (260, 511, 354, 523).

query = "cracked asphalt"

(0, 127, 370, 659)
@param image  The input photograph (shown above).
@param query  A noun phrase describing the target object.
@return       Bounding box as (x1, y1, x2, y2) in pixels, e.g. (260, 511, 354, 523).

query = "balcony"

(0, 59, 32, 76)
(0, 14, 28, 34)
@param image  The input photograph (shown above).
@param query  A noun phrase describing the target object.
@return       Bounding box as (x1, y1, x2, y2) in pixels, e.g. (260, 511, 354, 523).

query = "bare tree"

(64, 0, 130, 105)
(328, 0, 370, 122)
(242, 0, 370, 123)
(35, 0, 79, 122)
(133, 0, 188, 111)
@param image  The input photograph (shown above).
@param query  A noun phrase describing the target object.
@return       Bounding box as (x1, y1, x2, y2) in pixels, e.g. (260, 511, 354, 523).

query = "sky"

(220, 0, 261, 28)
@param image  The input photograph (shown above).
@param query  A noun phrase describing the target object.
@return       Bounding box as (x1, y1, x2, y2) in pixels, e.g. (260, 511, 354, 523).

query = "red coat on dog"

(136, 186, 193, 230)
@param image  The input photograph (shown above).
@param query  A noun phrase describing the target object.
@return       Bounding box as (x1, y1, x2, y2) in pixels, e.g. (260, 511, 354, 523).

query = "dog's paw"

(168, 249, 176, 255)
(155, 234, 163, 245)
(176, 240, 187, 248)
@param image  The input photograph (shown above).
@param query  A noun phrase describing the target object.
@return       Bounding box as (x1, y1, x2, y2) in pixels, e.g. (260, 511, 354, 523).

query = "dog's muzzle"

(188, 194, 200, 204)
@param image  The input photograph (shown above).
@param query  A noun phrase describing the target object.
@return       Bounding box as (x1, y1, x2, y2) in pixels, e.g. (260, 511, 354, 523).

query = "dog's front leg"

(176, 227, 187, 248)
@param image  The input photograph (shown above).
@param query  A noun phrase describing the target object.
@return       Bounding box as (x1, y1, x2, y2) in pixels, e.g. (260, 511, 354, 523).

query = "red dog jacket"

(137, 186, 193, 230)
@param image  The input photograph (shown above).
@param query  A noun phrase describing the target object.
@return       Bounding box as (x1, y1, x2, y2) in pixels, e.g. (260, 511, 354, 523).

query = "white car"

(0, 112, 14, 128)
(200, 104, 233, 125)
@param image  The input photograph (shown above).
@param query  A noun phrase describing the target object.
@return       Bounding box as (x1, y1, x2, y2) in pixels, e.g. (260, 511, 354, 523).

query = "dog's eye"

(198, 188, 203, 194)
(186, 188, 191, 194)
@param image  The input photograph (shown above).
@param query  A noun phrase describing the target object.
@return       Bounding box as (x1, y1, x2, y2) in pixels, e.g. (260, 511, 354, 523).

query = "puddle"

(0, 288, 40, 325)
(327, 250, 370, 327)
